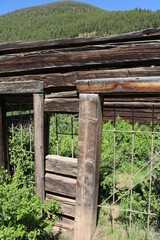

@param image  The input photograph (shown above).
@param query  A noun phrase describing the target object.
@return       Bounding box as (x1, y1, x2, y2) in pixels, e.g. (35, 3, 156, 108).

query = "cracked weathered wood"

(44, 98, 79, 113)
(45, 155, 77, 177)
(77, 77, 160, 94)
(0, 81, 43, 94)
(74, 94, 103, 240)
(34, 94, 45, 202)
(45, 173, 76, 198)
(0, 28, 159, 55)
(0, 42, 160, 75)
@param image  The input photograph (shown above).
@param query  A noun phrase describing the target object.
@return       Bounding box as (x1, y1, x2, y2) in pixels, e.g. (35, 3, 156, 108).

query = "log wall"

(0, 28, 160, 240)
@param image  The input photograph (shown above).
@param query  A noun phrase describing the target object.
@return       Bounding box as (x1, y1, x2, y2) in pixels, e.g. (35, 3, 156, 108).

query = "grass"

(95, 208, 160, 240)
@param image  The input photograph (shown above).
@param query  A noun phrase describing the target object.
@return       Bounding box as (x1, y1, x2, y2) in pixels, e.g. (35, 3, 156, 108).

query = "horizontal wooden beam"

(103, 102, 160, 108)
(0, 81, 43, 94)
(45, 91, 77, 99)
(0, 28, 159, 55)
(77, 77, 160, 94)
(0, 43, 160, 75)
(0, 66, 159, 92)
(104, 96, 160, 103)
(44, 98, 79, 113)
(45, 155, 77, 177)
(45, 173, 76, 198)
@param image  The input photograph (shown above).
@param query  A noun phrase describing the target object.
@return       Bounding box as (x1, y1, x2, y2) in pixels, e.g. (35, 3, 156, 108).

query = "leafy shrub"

(100, 117, 160, 227)
(0, 121, 61, 240)
(0, 165, 61, 240)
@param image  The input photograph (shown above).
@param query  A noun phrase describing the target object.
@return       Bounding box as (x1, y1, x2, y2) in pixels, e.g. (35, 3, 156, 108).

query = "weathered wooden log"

(44, 98, 79, 113)
(45, 155, 77, 177)
(77, 77, 160, 94)
(45, 173, 76, 198)
(0, 81, 43, 94)
(0, 28, 159, 55)
(0, 43, 160, 75)
(46, 193, 76, 218)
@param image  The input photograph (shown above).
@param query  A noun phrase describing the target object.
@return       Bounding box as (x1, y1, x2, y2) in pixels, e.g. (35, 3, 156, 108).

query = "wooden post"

(74, 94, 103, 240)
(0, 105, 3, 168)
(0, 97, 10, 173)
(34, 94, 45, 202)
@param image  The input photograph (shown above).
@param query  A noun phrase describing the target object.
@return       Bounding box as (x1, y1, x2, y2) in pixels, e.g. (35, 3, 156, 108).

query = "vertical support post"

(34, 94, 45, 202)
(74, 94, 103, 240)
(0, 96, 10, 173)
(0, 105, 3, 168)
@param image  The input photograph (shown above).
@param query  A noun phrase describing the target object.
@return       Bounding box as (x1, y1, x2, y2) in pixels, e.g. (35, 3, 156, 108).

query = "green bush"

(0, 121, 61, 240)
(0, 166, 61, 240)
(100, 117, 160, 227)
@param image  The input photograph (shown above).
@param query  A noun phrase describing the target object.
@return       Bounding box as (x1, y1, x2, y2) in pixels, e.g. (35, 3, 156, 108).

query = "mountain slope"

(0, 1, 160, 43)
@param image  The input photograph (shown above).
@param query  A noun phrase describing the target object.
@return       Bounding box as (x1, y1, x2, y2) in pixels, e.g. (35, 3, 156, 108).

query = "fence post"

(0, 97, 10, 173)
(33, 93, 45, 202)
(0, 105, 3, 169)
(74, 94, 103, 240)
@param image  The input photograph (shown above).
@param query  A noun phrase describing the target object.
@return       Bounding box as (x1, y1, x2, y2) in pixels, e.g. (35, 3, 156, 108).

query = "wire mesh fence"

(49, 113, 79, 158)
(6, 95, 34, 180)
(99, 102, 160, 234)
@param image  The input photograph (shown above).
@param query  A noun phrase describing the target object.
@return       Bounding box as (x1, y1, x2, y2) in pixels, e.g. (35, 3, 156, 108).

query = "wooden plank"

(46, 193, 76, 218)
(0, 28, 159, 54)
(103, 102, 160, 108)
(0, 81, 43, 94)
(45, 173, 76, 198)
(45, 155, 77, 177)
(74, 94, 103, 240)
(34, 94, 45, 202)
(0, 43, 160, 75)
(44, 98, 79, 113)
(77, 77, 160, 94)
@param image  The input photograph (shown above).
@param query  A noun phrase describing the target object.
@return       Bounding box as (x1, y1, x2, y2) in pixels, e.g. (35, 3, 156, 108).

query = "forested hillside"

(0, 1, 160, 43)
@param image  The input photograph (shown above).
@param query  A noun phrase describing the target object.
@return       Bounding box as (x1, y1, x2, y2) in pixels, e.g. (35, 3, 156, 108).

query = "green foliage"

(49, 114, 78, 158)
(0, 166, 60, 239)
(1, 113, 160, 238)
(0, 2, 159, 43)
(0, 122, 61, 240)
(100, 117, 160, 227)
